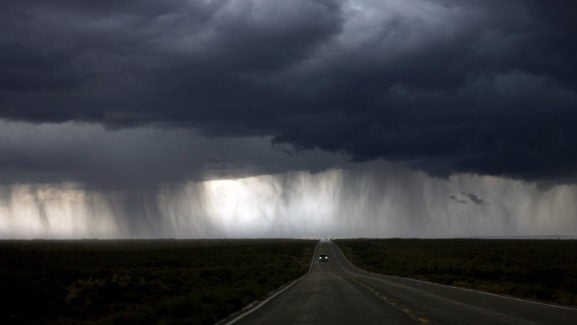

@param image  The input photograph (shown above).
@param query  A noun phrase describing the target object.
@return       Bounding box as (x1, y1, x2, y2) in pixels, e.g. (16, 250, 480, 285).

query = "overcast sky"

(1, 1, 577, 238)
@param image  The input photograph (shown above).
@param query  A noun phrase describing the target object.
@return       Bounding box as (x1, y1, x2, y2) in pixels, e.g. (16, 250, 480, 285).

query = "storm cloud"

(1, 0, 577, 184)
(0, 121, 347, 188)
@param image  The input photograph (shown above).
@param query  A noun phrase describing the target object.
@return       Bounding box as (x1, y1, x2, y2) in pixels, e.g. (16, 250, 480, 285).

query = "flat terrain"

(4, 239, 576, 324)
(233, 240, 577, 325)
(336, 238, 577, 306)
(0, 239, 315, 324)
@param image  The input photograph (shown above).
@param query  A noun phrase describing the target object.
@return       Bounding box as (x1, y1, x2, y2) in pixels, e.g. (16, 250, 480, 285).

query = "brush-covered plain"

(0, 239, 315, 324)
(336, 239, 577, 306)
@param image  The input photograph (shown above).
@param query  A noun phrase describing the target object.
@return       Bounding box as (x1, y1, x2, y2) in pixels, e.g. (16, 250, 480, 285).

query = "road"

(230, 240, 577, 324)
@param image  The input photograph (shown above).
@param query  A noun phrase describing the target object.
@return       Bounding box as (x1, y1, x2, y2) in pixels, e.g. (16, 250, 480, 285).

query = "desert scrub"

(0, 239, 315, 324)
(335, 238, 577, 306)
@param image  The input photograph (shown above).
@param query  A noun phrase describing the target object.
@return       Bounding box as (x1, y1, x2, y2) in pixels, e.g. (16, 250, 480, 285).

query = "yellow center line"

(345, 275, 433, 324)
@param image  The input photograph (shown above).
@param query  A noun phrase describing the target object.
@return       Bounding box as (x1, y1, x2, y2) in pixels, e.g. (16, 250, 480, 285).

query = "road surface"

(230, 240, 577, 324)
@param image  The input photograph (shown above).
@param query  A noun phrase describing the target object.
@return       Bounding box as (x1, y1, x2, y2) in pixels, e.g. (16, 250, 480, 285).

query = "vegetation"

(0, 239, 315, 324)
(336, 238, 577, 306)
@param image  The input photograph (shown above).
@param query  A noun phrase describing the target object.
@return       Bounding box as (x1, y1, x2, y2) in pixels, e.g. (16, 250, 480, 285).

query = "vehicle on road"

(318, 254, 328, 262)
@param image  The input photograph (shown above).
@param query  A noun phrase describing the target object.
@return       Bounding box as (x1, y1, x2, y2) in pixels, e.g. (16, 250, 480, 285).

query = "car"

(318, 254, 328, 262)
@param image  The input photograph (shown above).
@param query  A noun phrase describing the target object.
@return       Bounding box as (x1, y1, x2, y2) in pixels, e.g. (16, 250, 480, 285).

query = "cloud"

(0, 121, 347, 188)
(448, 195, 467, 205)
(449, 191, 488, 206)
(1, 0, 577, 182)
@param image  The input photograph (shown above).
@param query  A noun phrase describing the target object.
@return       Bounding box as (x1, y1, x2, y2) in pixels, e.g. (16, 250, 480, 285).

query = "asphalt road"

(230, 240, 577, 325)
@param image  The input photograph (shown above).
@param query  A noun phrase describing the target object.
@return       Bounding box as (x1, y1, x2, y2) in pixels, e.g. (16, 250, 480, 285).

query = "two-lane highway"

(230, 241, 577, 324)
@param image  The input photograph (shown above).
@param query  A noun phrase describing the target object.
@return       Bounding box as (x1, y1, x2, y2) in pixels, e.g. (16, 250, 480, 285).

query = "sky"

(1, 0, 577, 238)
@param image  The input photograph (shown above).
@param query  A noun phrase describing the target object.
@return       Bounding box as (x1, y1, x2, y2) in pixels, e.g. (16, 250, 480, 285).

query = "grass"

(0, 239, 315, 324)
(335, 238, 577, 306)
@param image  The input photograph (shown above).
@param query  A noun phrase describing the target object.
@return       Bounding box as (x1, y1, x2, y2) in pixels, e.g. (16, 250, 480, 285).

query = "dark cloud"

(1, 0, 577, 183)
(0, 122, 347, 188)
(450, 191, 488, 206)
(449, 195, 467, 205)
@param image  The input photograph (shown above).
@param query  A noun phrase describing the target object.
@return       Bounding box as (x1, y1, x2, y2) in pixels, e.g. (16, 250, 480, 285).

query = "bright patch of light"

(0, 184, 118, 239)
(201, 171, 341, 237)
(203, 179, 263, 234)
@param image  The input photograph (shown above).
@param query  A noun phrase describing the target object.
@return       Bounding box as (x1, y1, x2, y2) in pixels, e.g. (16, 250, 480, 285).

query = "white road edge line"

(224, 274, 304, 325)
(223, 241, 321, 325)
(332, 241, 577, 311)
(408, 276, 577, 311)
